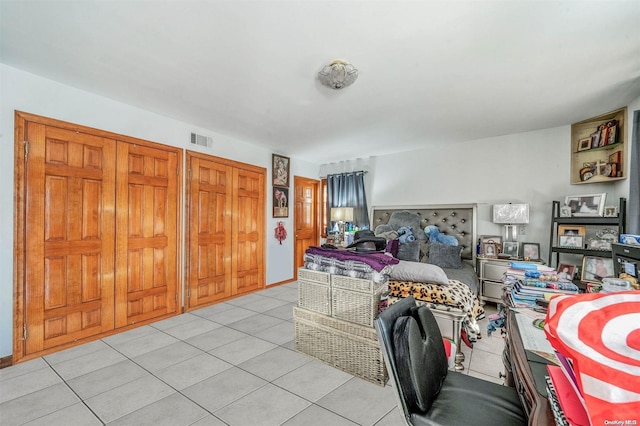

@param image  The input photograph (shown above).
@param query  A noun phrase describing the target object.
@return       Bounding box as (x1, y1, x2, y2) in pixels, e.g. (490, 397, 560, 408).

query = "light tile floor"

(0, 282, 506, 426)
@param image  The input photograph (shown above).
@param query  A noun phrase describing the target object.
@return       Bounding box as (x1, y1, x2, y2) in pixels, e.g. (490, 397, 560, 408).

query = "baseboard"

(0, 355, 13, 369)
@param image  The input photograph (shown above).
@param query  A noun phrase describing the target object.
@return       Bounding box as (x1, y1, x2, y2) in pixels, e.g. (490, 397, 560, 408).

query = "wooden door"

(22, 121, 116, 355)
(232, 166, 265, 295)
(185, 153, 233, 309)
(115, 142, 179, 327)
(294, 176, 320, 276)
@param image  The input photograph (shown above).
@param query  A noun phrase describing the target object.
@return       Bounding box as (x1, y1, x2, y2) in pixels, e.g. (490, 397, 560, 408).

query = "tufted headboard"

(370, 204, 477, 263)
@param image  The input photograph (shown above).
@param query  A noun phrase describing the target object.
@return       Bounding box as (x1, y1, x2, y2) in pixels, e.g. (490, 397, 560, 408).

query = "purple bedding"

(305, 246, 399, 272)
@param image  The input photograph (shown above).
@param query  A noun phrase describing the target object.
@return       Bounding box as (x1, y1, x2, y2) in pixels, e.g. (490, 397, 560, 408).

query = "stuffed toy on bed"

(424, 225, 458, 246)
(397, 226, 416, 244)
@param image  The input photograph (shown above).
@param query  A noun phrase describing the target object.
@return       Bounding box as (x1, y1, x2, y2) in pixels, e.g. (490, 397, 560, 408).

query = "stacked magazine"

(504, 262, 579, 308)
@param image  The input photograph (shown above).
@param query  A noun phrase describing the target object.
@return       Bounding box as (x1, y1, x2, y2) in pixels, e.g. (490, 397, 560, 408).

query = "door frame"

(293, 176, 322, 280)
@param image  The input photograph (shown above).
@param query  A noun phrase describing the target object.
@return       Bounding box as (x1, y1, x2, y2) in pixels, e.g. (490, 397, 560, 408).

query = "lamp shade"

(493, 204, 530, 224)
(331, 207, 354, 222)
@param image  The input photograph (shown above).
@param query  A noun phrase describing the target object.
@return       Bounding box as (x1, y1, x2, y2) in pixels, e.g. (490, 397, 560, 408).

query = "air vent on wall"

(190, 132, 213, 148)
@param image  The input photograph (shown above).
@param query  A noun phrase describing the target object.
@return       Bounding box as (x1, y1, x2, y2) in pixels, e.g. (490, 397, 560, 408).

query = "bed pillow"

(389, 260, 449, 285)
(397, 240, 420, 262)
(429, 243, 463, 269)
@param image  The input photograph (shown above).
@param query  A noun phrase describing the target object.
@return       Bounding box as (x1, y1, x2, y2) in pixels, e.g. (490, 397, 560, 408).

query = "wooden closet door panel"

(232, 167, 264, 295)
(115, 142, 179, 327)
(294, 177, 319, 272)
(24, 123, 116, 354)
(186, 156, 233, 308)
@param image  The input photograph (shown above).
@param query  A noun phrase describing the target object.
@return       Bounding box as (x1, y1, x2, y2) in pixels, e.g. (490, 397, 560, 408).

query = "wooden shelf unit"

(570, 107, 627, 184)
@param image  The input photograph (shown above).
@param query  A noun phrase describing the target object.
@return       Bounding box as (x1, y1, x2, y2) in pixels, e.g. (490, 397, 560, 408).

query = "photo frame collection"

(502, 241, 519, 258)
(559, 235, 583, 248)
(522, 242, 540, 261)
(581, 256, 614, 283)
(478, 235, 539, 260)
(564, 193, 606, 217)
(556, 263, 576, 281)
(272, 154, 290, 218)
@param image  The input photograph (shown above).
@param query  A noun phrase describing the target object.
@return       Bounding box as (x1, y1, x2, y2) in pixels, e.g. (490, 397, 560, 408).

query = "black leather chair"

(374, 296, 526, 425)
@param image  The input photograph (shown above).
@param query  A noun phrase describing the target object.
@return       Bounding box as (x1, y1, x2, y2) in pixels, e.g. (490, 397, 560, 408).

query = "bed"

(371, 204, 483, 371)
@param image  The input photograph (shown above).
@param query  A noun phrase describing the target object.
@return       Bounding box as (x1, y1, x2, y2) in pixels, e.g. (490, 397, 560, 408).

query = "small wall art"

(272, 154, 290, 187)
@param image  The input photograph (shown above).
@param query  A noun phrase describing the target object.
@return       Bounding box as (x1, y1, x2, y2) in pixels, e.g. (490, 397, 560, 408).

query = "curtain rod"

(320, 170, 368, 179)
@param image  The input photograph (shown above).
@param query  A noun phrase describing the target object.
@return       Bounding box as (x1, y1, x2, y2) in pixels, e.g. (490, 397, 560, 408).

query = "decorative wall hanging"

(273, 186, 289, 218)
(274, 221, 287, 244)
(272, 154, 290, 187)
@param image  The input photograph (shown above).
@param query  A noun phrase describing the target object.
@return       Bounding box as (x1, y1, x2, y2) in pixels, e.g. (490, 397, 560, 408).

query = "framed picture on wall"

(272, 154, 290, 187)
(273, 186, 289, 218)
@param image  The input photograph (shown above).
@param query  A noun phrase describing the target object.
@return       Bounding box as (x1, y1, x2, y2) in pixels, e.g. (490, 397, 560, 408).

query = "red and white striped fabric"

(544, 291, 640, 425)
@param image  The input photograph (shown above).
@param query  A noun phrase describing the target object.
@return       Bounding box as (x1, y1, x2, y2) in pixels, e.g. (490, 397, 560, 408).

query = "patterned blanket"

(388, 279, 485, 342)
(304, 253, 391, 285)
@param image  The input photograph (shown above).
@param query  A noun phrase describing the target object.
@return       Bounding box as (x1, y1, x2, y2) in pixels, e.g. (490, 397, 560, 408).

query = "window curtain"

(628, 110, 640, 234)
(326, 171, 369, 232)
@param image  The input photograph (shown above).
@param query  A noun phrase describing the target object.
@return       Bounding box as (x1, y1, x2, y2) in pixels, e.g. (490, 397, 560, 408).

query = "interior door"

(186, 153, 233, 309)
(23, 122, 116, 355)
(294, 176, 320, 276)
(115, 141, 179, 327)
(233, 166, 265, 294)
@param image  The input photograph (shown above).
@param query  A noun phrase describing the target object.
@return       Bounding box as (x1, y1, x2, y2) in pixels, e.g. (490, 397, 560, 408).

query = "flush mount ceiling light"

(318, 60, 358, 89)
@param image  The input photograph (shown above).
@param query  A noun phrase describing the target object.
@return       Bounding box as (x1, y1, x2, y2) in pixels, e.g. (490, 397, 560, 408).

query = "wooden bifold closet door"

(185, 151, 265, 311)
(14, 112, 181, 362)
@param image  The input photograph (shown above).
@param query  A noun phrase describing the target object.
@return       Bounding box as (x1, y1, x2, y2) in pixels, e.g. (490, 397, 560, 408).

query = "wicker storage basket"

(293, 307, 388, 386)
(298, 268, 331, 285)
(297, 268, 332, 315)
(331, 275, 386, 327)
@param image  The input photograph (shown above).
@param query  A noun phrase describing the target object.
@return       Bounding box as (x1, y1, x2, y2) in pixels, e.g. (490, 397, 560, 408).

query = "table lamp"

(493, 203, 529, 242)
(330, 207, 354, 245)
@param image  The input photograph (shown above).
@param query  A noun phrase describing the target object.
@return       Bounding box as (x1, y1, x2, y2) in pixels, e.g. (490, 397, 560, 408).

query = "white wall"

(0, 64, 318, 358)
(369, 121, 633, 261)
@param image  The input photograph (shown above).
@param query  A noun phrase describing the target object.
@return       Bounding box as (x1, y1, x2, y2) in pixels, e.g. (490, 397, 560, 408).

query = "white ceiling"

(2, 0, 640, 164)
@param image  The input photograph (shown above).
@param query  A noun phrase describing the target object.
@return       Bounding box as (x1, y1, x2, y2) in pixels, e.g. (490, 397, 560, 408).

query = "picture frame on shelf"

(603, 206, 618, 217)
(565, 193, 606, 217)
(556, 263, 575, 281)
(558, 225, 587, 237)
(272, 154, 290, 187)
(522, 242, 540, 261)
(581, 256, 614, 283)
(559, 206, 572, 217)
(586, 238, 612, 251)
(559, 235, 583, 248)
(608, 151, 622, 178)
(577, 137, 591, 151)
(482, 242, 497, 258)
(502, 241, 519, 258)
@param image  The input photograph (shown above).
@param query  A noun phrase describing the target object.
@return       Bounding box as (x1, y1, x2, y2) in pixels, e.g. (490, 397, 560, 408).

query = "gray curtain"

(326, 171, 369, 232)
(629, 110, 640, 234)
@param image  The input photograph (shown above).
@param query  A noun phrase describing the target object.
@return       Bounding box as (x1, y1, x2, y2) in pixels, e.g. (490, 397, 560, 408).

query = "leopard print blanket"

(388, 279, 485, 341)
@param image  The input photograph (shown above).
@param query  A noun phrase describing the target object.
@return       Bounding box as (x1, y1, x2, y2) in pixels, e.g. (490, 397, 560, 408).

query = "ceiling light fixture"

(318, 60, 358, 89)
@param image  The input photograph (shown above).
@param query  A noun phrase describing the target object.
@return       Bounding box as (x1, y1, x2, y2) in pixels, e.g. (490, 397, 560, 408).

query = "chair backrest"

(374, 296, 418, 424)
(375, 297, 450, 423)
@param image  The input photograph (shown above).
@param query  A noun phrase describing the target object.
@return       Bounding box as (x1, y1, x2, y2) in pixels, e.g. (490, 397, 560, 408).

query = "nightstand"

(476, 256, 543, 304)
